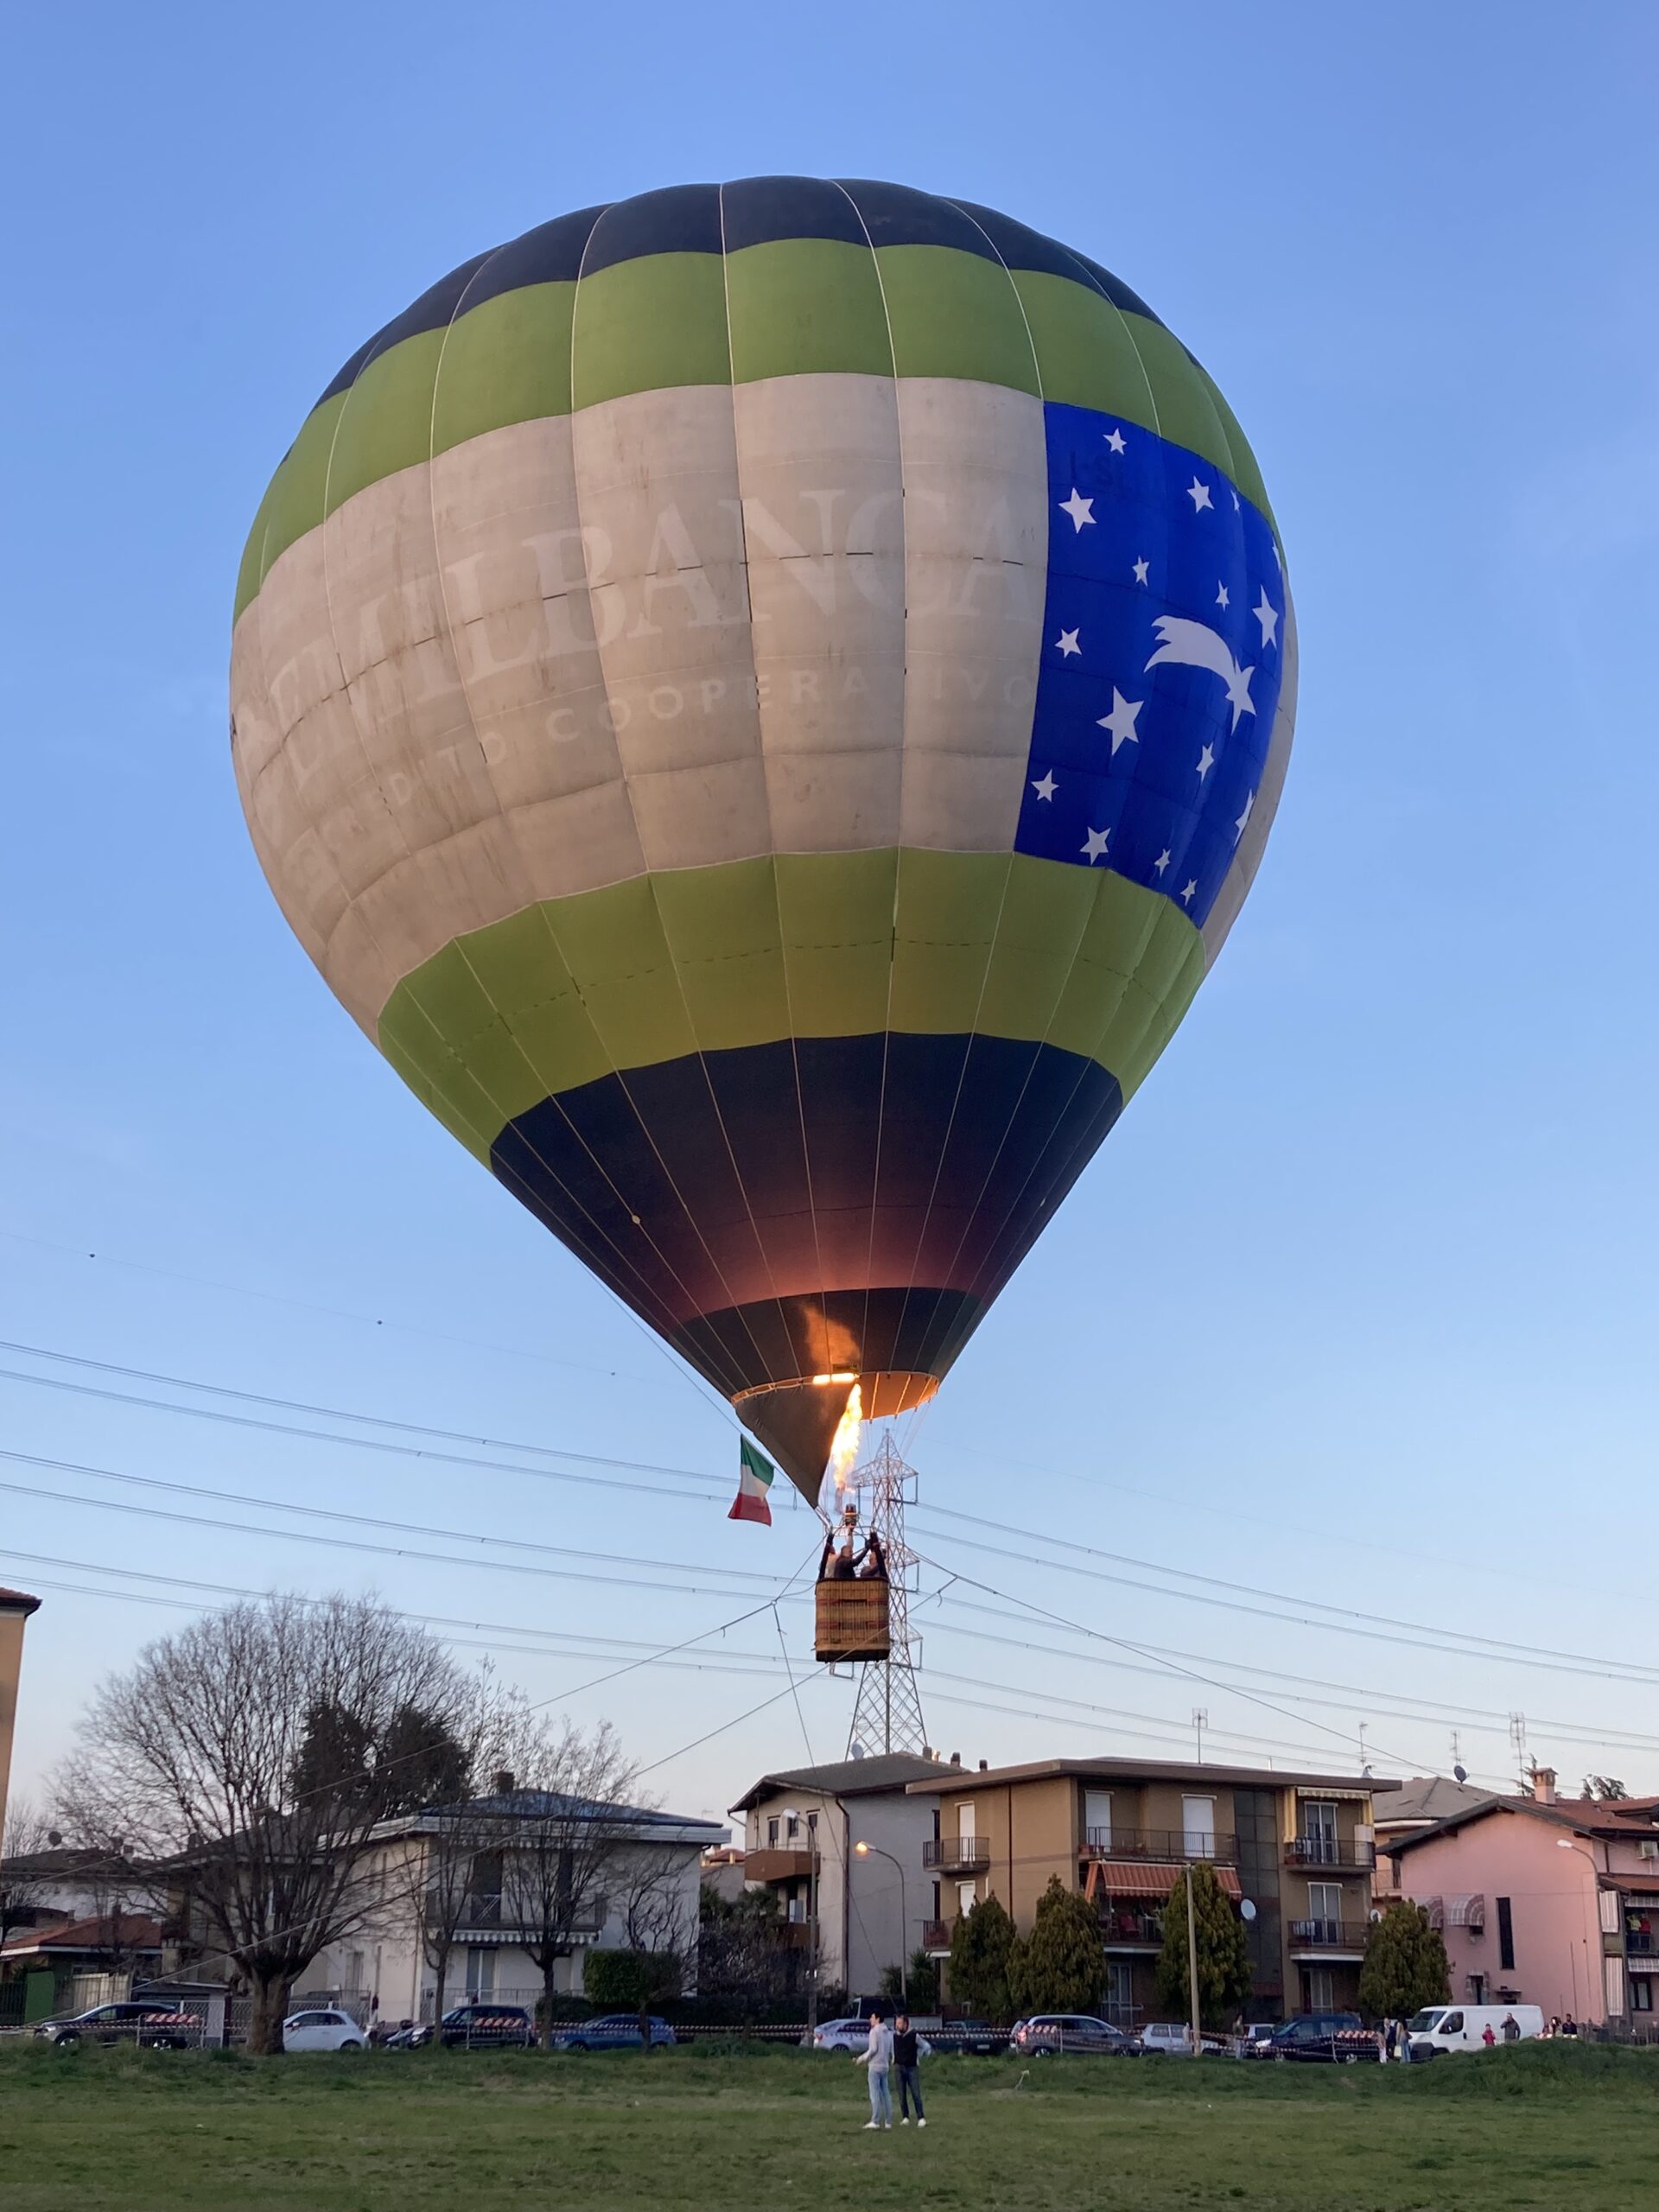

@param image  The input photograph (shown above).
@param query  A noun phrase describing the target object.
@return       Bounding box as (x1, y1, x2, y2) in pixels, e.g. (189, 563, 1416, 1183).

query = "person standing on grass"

(855, 2008, 893, 2130)
(893, 2011, 925, 2126)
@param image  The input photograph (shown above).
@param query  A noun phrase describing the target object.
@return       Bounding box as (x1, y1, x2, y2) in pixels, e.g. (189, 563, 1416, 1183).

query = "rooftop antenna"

(1358, 1722, 1372, 1778)
(1192, 1707, 1208, 1764)
(1509, 1712, 1529, 1786)
(842, 1432, 926, 1757)
(1451, 1732, 1468, 1784)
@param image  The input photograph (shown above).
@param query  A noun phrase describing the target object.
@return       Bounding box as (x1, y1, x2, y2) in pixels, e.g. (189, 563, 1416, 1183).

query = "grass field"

(2, 2038, 1655, 2210)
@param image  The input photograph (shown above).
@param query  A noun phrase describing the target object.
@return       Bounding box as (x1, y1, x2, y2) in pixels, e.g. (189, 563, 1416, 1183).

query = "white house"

(296, 1782, 726, 2024)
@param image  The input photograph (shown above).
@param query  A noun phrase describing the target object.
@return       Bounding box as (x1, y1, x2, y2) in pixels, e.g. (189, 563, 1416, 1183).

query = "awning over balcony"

(1085, 1860, 1242, 1902)
(1446, 1894, 1485, 1929)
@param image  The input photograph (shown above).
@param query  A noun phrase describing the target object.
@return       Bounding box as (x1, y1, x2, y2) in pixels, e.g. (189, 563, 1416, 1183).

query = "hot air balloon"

(230, 179, 1294, 1505)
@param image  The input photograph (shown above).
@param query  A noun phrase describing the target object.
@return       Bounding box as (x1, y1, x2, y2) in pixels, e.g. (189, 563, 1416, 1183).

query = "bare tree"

(45, 1782, 158, 1986)
(498, 1716, 642, 2048)
(0, 1800, 58, 1957)
(613, 1848, 694, 2046)
(384, 1673, 518, 2031)
(61, 1592, 472, 2053)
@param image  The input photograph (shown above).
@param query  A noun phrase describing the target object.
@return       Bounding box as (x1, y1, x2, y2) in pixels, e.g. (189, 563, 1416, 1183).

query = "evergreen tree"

(1357, 1902, 1449, 2020)
(1007, 1876, 1105, 2015)
(1155, 1865, 1251, 2027)
(946, 1894, 1018, 2022)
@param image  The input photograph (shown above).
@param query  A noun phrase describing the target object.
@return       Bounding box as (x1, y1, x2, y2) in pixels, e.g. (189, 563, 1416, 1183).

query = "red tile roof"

(0, 1913, 162, 1959)
(0, 1586, 42, 1612)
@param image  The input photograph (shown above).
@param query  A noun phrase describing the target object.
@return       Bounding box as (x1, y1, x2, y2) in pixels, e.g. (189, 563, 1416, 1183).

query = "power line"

(914, 1509, 1659, 1686)
(0, 1339, 723, 1491)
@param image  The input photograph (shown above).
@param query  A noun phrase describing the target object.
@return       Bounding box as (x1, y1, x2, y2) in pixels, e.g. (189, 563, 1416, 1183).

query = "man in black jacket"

(893, 2012, 925, 2126)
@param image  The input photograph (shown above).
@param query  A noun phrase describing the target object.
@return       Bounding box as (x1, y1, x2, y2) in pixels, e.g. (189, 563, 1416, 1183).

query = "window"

(766, 1816, 779, 1847)
(1300, 1801, 1338, 1861)
(785, 1812, 800, 1841)
(1303, 1968, 1335, 2011)
(1182, 1796, 1216, 1858)
(1308, 1884, 1342, 1937)
(806, 1810, 817, 1836)
(1106, 1961, 1133, 2015)
(957, 1800, 976, 1841)
(1084, 1789, 1113, 1849)
(1497, 1897, 1515, 1972)
(957, 1880, 977, 1916)
(1440, 2012, 1463, 2034)
(1605, 1959, 1626, 2018)
(1633, 1979, 1653, 2014)
(466, 1948, 496, 1998)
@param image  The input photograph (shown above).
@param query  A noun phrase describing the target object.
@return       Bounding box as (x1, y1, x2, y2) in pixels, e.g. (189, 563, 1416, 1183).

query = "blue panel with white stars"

(1014, 403, 1286, 928)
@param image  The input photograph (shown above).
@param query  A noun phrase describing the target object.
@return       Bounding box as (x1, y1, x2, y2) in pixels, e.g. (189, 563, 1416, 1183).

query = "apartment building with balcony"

(908, 1757, 1395, 2024)
(1387, 1769, 1659, 2027)
(729, 1753, 946, 1995)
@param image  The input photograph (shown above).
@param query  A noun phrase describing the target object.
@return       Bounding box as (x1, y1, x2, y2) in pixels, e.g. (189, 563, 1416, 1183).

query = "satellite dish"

(47, 1829, 63, 1847)
(1239, 1899, 1257, 1923)
(1453, 1764, 1469, 1783)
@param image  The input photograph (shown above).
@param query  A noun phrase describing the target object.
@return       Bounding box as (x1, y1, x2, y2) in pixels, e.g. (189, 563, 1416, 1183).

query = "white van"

(1407, 2003, 1544, 2057)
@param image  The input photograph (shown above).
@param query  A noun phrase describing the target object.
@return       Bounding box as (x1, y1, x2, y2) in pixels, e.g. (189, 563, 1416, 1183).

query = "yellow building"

(0, 1587, 42, 1847)
(908, 1756, 1395, 2023)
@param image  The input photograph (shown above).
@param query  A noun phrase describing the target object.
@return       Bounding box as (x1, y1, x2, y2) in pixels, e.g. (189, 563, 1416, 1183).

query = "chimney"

(491, 1768, 515, 1796)
(1532, 1766, 1557, 1806)
(950, 1751, 962, 1766)
(978, 1759, 988, 1772)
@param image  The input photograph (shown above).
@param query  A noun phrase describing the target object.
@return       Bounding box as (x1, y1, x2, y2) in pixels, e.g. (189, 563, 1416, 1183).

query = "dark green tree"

(1582, 1776, 1629, 1802)
(1155, 1865, 1251, 2028)
(946, 1894, 1018, 2022)
(878, 1950, 939, 2012)
(1007, 1876, 1105, 2016)
(1357, 1902, 1449, 2020)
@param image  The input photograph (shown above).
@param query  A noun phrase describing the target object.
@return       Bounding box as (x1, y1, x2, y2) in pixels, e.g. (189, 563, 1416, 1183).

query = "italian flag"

(728, 1437, 776, 1526)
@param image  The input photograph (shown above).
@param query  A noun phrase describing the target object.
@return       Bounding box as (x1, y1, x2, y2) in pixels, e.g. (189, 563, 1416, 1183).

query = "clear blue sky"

(5, 1, 1657, 1830)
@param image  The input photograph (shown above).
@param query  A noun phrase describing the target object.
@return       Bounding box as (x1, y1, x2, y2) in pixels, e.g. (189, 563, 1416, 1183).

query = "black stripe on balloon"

(721, 175, 868, 251)
(579, 183, 724, 276)
(487, 1032, 1122, 1394)
(834, 179, 1002, 260)
(315, 251, 497, 407)
(950, 200, 1165, 327)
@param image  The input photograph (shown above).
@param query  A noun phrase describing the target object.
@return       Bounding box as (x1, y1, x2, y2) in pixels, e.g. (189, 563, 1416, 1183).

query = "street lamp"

(1557, 1834, 1605, 2024)
(854, 1840, 909, 2002)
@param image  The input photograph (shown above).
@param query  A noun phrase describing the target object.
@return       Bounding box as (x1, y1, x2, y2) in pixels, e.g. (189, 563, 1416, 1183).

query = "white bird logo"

(1144, 616, 1255, 731)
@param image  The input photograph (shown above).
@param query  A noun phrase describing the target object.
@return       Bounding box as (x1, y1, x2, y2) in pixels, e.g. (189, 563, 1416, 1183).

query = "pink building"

(1388, 1770, 1659, 2029)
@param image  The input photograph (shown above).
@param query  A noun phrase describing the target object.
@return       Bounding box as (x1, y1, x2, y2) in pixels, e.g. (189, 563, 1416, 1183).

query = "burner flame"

(828, 1382, 864, 1491)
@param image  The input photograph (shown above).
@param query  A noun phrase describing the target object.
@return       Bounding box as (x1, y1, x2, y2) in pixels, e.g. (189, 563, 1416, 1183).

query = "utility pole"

(1185, 1863, 1202, 2059)
(805, 1838, 820, 2037)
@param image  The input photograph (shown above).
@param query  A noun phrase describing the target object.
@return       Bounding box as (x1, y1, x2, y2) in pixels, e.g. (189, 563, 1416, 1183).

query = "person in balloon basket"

(855, 2009, 894, 2129)
(893, 2012, 925, 2126)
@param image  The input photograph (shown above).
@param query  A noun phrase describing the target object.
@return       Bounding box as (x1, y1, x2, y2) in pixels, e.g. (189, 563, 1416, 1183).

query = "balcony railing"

(1081, 1828, 1238, 1864)
(1287, 1918, 1371, 1952)
(922, 1918, 955, 1953)
(924, 1837, 991, 1872)
(745, 1847, 817, 1884)
(1628, 1932, 1657, 1956)
(1285, 1835, 1375, 1870)
(1099, 1909, 1165, 1948)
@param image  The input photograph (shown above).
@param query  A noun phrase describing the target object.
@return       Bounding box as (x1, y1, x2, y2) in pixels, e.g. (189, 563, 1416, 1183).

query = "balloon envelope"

(231, 179, 1294, 1498)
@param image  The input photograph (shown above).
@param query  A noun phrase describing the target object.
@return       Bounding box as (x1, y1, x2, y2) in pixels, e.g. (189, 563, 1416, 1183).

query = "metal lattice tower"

(842, 1433, 927, 1757)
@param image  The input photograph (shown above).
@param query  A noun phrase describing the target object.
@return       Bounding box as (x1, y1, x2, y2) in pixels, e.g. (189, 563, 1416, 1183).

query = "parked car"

(805, 2016, 934, 2056)
(1010, 2014, 1139, 2056)
(1138, 2021, 1230, 2056)
(1407, 2003, 1545, 2059)
(34, 2002, 203, 2050)
(1255, 2012, 1372, 2063)
(555, 2013, 677, 2051)
(282, 2006, 367, 2052)
(931, 2018, 1009, 2056)
(402, 2004, 535, 2050)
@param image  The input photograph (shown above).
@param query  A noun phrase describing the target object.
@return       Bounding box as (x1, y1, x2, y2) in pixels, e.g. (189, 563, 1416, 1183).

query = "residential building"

(730, 1753, 944, 1997)
(907, 1756, 1396, 2024)
(1371, 1775, 1495, 1903)
(0, 1587, 41, 1845)
(161, 1781, 724, 2024)
(1387, 1768, 1659, 2028)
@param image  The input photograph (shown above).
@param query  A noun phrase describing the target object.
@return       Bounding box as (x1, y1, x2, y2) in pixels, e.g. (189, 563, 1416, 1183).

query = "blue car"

(556, 2013, 677, 2051)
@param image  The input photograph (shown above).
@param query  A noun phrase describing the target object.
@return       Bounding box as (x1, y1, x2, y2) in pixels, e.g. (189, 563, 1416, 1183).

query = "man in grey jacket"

(854, 2009, 893, 2129)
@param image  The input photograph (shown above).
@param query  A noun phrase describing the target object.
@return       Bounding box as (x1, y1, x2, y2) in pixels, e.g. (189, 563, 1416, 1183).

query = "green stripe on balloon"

(374, 849, 1204, 1166)
(232, 234, 1269, 620)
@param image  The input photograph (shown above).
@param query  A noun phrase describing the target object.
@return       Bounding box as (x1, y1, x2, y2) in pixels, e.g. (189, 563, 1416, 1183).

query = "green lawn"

(0, 2039, 1654, 2210)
